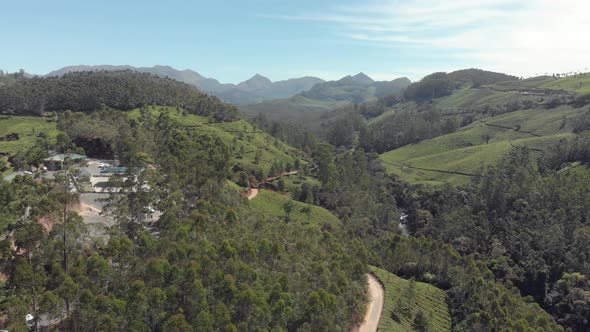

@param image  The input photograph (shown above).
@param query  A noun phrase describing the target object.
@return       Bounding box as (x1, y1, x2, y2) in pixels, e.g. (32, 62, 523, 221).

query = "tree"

(283, 200, 294, 221)
(55, 132, 71, 153)
(57, 276, 79, 315)
(413, 309, 431, 332)
(39, 291, 65, 324)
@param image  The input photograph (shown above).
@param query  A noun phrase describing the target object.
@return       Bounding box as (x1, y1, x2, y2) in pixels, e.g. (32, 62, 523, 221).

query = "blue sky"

(2, 0, 589, 83)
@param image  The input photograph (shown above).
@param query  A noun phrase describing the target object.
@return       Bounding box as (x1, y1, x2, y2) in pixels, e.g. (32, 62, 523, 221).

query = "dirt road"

(354, 274, 384, 332)
(247, 188, 259, 200)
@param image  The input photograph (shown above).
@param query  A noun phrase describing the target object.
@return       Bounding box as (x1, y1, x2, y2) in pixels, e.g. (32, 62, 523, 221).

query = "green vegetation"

(0, 70, 238, 120)
(240, 95, 349, 133)
(241, 75, 410, 134)
(370, 266, 451, 332)
(379, 106, 584, 185)
(128, 106, 306, 180)
(540, 73, 590, 93)
(0, 108, 367, 331)
(248, 189, 340, 226)
(0, 116, 58, 155)
(3, 67, 590, 331)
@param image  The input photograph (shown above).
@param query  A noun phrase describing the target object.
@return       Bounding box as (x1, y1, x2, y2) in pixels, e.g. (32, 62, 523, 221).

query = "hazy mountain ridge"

(45, 65, 324, 104)
(240, 73, 412, 132)
(300, 73, 411, 103)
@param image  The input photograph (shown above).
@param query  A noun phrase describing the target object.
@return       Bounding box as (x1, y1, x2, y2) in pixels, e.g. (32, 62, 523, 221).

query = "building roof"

(100, 167, 127, 174)
(44, 153, 87, 162)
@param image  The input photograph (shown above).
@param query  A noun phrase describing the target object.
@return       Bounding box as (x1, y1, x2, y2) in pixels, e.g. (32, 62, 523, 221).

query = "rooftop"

(100, 166, 127, 174)
(44, 153, 87, 162)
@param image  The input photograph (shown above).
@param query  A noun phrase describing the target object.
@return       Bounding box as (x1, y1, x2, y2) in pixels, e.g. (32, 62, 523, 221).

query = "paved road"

(355, 274, 385, 332)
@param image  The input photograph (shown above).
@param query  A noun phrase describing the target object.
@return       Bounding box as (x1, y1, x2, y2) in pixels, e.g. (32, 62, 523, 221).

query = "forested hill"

(44, 65, 325, 105)
(0, 70, 239, 121)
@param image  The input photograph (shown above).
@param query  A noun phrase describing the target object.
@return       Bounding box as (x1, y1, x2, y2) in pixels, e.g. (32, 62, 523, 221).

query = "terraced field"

(380, 106, 584, 185)
(370, 266, 451, 332)
(248, 189, 340, 226)
(540, 73, 590, 94)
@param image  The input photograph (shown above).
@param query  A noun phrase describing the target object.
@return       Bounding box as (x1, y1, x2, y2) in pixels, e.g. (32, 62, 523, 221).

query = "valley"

(0, 67, 588, 331)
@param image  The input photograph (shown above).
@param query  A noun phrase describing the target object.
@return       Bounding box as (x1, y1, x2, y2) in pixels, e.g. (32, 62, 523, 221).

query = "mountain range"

(240, 73, 412, 132)
(45, 65, 324, 105)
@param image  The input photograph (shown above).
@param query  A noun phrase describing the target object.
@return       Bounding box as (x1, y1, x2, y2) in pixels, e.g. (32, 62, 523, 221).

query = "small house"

(43, 153, 87, 171)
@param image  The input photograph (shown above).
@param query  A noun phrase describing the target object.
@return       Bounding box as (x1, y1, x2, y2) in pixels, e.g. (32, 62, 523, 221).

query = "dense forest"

(0, 110, 367, 331)
(0, 71, 238, 121)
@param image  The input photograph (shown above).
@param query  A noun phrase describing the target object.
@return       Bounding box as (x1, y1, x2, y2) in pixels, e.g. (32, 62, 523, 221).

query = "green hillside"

(248, 189, 341, 226)
(0, 116, 59, 155)
(241, 75, 410, 134)
(240, 95, 349, 133)
(540, 73, 590, 93)
(380, 106, 584, 185)
(370, 266, 451, 332)
(1, 106, 307, 178)
(129, 106, 307, 177)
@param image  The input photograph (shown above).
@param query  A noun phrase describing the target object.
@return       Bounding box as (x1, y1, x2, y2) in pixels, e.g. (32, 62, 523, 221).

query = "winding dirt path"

(354, 274, 385, 332)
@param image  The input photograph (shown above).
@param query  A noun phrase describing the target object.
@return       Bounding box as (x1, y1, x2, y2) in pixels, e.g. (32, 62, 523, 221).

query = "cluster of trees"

(403, 69, 518, 102)
(249, 114, 318, 153)
(447, 69, 517, 88)
(0, 109, 368, 331)
(539, 135, 590, 171)
(403, 73, 454, 101)
(398, 147, 590, 330)
(0, 71, 238, 121)
(359, 107, 459, 153)
(290, 140, 563, 330)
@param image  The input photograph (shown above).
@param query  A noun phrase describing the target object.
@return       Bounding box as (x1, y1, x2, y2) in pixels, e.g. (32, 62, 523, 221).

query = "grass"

(540, 73, 590, 94)
(248, 189, 340, 227)
(370, 266, 451, 332)
(380, 106, 584, 185)
(0, 116, 59, 155)
(489, 73, 590, 94)
(275, 172, 321, 192)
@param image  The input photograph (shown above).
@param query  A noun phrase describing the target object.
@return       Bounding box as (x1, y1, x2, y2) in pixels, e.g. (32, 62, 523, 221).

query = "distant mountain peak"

(252, 73, 269, 80)
(337, 72, 375, 85)
(352, 72, 374, 84)
(237, 74, 273, 91)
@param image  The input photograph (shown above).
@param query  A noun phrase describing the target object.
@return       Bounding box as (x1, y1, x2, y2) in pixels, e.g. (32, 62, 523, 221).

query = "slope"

(379, 105, 584, 185)
(240, 75, 411, 133)
(247, 189, 340, 226)
(370, 266, 451, 332)
(0, 116, 58, 155)
(128, 106, 307, 177)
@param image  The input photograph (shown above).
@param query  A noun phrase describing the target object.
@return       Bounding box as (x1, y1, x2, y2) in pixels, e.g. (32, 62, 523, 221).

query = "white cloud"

(286, 0, 590, 77)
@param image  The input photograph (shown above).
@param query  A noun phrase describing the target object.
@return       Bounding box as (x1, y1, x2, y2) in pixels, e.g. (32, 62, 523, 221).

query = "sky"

(1, 0, 589, 83)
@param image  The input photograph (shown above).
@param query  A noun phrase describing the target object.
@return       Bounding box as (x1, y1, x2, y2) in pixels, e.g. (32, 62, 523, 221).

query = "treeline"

(0, 110, 366, 331)
(401, 147, 590, 331)
(0, 70, 238, 121)
(404, 69, 517, 102)
(359, 107, 459, 153)
(539, 134, 590, 171)
(249, 113, 318, 153)
(368, 235, 562, 331)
